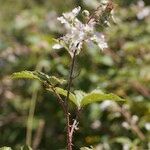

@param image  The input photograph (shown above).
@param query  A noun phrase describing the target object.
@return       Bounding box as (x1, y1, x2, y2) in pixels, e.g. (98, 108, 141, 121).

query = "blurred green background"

(0, 0, 150, 149)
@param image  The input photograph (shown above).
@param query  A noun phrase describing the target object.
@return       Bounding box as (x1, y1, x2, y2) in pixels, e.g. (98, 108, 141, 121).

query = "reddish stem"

(65, 50, 77, 150)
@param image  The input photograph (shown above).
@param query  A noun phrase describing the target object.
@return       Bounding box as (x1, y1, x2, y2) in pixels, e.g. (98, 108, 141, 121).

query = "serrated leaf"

(12, 71, 66, 86)
(47, 88, 125, 108)
(11, 71, 40, 81)
(0, 147, 12, 150)
(74, 90, 86, 107)
(47, 87, 77, 106)
(49, 76, 66, 85)
(81, 90, 124, 107)
(33, 71, 49, 83)
(29, 71, 66, 86)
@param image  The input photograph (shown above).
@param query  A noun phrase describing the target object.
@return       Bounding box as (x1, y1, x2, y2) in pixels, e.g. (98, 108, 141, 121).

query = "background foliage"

(0, 0, 150, 149)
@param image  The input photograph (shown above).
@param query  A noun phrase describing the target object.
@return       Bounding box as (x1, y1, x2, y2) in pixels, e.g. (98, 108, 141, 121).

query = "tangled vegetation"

(0, 0, 150, 149)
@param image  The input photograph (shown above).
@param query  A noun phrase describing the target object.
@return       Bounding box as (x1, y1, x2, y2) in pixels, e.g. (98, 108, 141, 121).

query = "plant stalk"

(65, 49, 77, 150)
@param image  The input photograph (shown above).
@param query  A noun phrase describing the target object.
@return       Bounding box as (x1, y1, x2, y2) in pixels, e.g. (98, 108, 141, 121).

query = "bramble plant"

(9, 1, 126, 150)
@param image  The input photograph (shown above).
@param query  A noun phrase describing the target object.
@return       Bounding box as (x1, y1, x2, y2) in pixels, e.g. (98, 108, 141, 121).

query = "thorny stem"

(70, 119, 78, 139)
(70, 108, 81, 146)
(65, 49, 77, 150)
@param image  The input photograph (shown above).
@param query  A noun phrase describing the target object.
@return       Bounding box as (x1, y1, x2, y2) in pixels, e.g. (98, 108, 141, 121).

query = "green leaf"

(0, 147, 12, 150)
(74, 90, 86, 107)
(33, 71, 66, 86)
(81, 90, 125, 107)
(47, 87, 77, 106)
(47, 88, 125, 108)
(11, 71, 40, 81)
(11, 71, 66, 86)
(33, 71, 50, 83)
(49, 76, 66, 85)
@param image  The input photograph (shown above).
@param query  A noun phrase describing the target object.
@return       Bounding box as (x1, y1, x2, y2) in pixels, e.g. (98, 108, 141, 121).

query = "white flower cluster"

(53, 6, 108, 58)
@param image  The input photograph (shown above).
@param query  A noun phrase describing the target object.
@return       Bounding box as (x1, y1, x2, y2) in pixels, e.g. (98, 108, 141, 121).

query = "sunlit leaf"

(81, 90, 125, 107)
(74, 90, 86, 107)
(47, 88, 125, 108)
(11, 71, 40, 81)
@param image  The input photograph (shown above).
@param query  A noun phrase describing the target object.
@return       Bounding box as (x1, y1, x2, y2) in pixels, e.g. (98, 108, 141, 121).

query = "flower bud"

(82, 10, 90, 17)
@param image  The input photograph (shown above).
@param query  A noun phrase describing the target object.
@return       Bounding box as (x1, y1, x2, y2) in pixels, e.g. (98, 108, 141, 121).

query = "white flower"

(54, 6, 108, 57)
(72, 6, 81, 16)
(58, 6, 81, 24)
(82, 10, 90, 17)
(52, 44, 63, 49)
(57, 16, 68, 24)
(90, 33, 108, 50)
